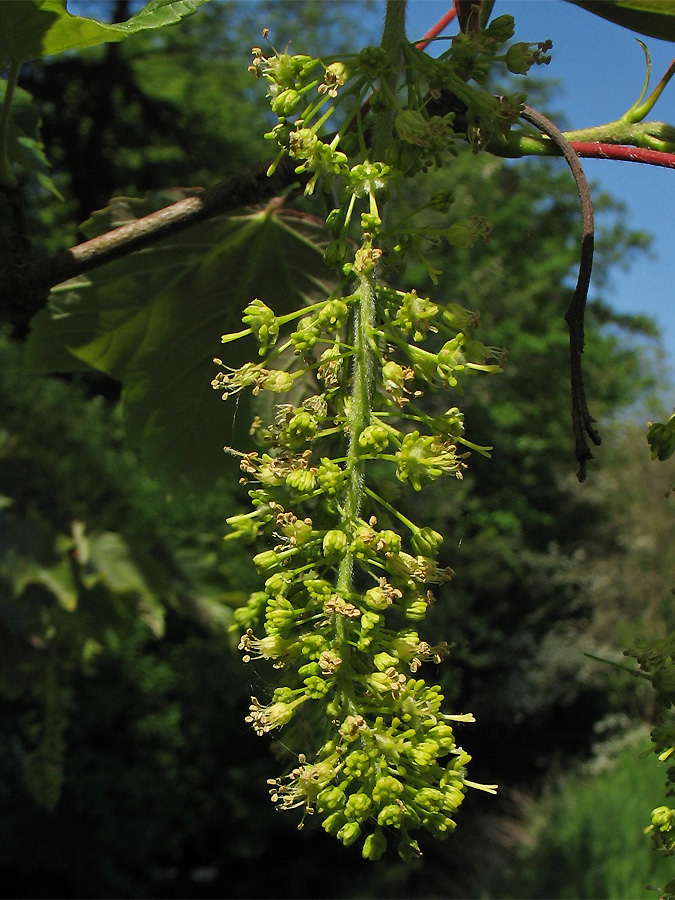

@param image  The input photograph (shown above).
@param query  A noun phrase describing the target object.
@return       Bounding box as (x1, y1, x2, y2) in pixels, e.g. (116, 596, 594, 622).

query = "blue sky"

(405, 0, 675, 385)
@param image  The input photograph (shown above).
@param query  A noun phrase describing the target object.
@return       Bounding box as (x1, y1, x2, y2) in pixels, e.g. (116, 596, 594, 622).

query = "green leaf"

(0, 0, 209, 63)
(84, 531, 165, 637)
(0, 80, 61, 198)
(25, 195, 336, 487)
(565, 1, 675, 42)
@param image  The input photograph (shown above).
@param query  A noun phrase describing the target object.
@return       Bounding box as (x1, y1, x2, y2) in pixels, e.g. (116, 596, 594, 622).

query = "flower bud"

(373, 651, 398, 671)
(404, 597, 429, 620)
(358, 424, 390, 454)
(362, 828, 387, 860)
(297, 662, 321, 678)
(304, 675, 330, 698)
(286, 411, 318, 448)
(317, 786, 346, 813)
(243, 298, 279, 355)
(337, 821, 361, 846)
(411, 527, 444, 557)
(323, 529, 348, 560)
(429, 189, 456, 213)
(224, 512, 260, 544)
(286, 467, 317, 493)
(291, 316, 319, 352)
(651, 806, 675, 831)
(264, 572, 289, 596)
(317, 458, 346, 494)
(316, 299, 349, 332)
(322, 811, 347, 835)
(361, 610, 380, 632)
(344, 792, 372, 822)
(487, 14, 515, 43)
(253, 549, 283, 573)
(360, 212, 381, 233)
(271, 88, 302, 117)
(377, 803, 404, 827)
(372, 775, 404, 804)
(395, 109, 429, 145)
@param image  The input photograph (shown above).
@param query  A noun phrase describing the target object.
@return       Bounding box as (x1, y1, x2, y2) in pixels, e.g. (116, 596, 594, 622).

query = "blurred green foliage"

(483, 736, 675, 899)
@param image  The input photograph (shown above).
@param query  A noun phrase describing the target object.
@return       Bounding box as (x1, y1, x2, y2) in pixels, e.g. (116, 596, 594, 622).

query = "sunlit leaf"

(25, 194, 336, 487)
(0, 0, 209, 63)
(565, 0, 675, 42)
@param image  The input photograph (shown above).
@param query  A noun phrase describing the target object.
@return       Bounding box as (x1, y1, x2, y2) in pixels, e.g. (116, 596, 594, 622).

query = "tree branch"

(521, 105, 600, 482)
(0, 153, 305, 332)
(568, 141, 675, 168)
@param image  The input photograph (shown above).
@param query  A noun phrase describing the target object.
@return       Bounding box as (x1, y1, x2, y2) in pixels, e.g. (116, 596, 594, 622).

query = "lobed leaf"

(25, 194, 336, 488)
(0, 0, 209, 63)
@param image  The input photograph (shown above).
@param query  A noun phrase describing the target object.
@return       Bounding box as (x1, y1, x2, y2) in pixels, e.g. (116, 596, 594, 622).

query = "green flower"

(396, 431, 462, 490)
(262, 369, 295, 393)
(245, 694, 308, 735)
(505, 39, 552, 75)
(395, 290, 439, 341)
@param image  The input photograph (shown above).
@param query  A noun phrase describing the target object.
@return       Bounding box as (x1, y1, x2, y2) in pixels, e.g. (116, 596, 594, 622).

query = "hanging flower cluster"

(217, 13, 550, 859)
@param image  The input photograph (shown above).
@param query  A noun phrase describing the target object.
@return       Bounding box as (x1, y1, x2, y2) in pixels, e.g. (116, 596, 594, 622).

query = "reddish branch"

(415, 6, 457, 50)
(569, 142, 675, 168)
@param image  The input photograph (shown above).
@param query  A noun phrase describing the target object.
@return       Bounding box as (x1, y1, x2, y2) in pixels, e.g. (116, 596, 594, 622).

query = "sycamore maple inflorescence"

(215, 13, 551, 860)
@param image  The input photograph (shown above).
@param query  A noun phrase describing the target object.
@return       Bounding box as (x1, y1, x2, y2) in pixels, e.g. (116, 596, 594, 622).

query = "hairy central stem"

(334, 272, 377, 690)
(336, 271, 377, 597)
